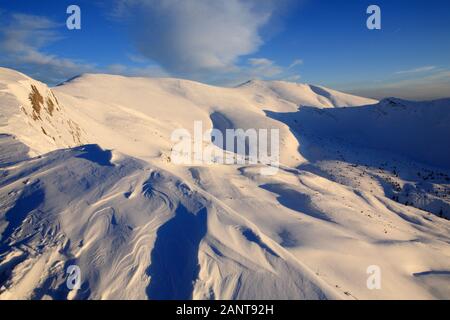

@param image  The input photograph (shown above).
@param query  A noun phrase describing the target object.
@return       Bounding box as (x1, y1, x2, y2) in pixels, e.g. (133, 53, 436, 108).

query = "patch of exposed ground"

(28, 85, 43, 121)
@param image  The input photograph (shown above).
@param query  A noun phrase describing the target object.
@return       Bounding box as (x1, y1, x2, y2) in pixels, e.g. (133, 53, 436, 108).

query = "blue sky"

(1, 0, 449, 100)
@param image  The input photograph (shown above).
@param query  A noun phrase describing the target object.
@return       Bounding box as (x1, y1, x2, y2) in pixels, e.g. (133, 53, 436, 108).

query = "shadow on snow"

(146, 205, 207, 300)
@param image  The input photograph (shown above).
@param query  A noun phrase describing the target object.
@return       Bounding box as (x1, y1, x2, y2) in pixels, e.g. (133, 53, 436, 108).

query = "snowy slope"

(236, 79, 378, 111)
(0, 135, 342, 300)
(0, 68, 86, 156)
(53, 73, 377, 167)
(0, 67, 449, 300)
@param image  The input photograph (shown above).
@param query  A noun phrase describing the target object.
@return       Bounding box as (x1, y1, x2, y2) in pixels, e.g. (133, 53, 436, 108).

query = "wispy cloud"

(0, 13, 96, 84)
(247, 58, 283, 77)
(395, 65, 436, 75)
(289, 59, 303, 68)
(248, 58, 274, 67)
(246, 58, 301, 81)
(211, 57, 302, 86)
(0, 12, 170, 84)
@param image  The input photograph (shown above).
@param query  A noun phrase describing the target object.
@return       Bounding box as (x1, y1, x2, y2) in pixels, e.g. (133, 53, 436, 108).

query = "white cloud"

(245, 58, 303, 80)
(0, 4, 295, 85)
(0, 13, 169, 84)
(289, 59, 303, 68)
(0, 13, 95, 84)
(113, 0, 284, 79)
(212, 57, 301, 86)
(247, 58, 283, 77)
(248, 58, 274, 67)
(395, 65, 436, 75)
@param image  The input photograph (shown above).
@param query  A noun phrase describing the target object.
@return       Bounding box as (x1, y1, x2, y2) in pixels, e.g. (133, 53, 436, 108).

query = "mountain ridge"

(0, 67, 449, 300)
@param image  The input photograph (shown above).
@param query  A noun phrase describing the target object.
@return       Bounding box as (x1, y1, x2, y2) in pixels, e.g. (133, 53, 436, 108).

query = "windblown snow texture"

(1, 67, 449, 300)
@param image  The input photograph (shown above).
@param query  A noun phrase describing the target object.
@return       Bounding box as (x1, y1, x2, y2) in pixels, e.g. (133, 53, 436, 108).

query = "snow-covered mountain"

(0, 67, 449, 300)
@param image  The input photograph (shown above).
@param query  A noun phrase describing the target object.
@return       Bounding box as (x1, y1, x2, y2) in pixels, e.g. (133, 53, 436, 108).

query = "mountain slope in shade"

(0, 67, 449, 300)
